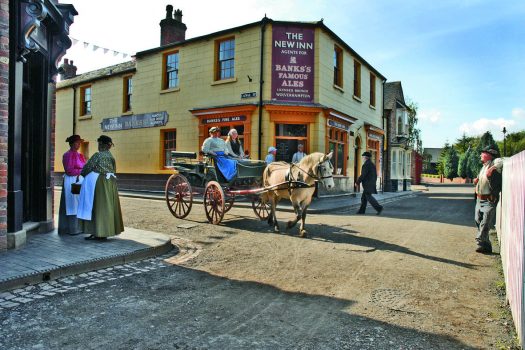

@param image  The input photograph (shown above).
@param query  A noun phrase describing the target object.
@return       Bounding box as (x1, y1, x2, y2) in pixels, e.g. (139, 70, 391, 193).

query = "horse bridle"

(292, 158, 334, 181)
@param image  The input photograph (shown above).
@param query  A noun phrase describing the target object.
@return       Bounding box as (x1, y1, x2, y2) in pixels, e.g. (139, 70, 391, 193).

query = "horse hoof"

(274, 226, 280, 233)
(299, 230, 307, 238)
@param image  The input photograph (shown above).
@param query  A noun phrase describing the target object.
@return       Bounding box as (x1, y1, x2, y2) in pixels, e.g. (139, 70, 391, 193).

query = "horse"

(261, 152, 335, 238)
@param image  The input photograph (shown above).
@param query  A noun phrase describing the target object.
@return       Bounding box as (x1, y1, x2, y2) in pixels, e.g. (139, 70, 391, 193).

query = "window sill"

(369, 104, 376, 110)
(160, 87, 180, 94)
(79, 114, 92, 120)
(211, 77, 237, 86)
(352, 95, 362, 102)
(333, 84, 344, 93)
(122, 111, 133, 116)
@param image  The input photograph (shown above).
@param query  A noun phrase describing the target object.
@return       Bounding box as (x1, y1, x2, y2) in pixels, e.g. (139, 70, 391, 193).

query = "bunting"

(70, 37, 132, 59)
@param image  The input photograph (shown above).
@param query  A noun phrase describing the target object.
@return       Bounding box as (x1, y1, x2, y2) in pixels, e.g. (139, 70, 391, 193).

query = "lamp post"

(502, 127, 507, 157)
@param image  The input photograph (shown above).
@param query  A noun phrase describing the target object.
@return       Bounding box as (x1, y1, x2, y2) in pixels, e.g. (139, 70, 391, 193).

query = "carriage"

(164, 151, 273, 224)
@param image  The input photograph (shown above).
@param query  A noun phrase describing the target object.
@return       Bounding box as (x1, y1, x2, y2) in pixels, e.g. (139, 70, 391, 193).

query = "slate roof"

(56, 60, 136, 89)
(384, 81, 406, 110)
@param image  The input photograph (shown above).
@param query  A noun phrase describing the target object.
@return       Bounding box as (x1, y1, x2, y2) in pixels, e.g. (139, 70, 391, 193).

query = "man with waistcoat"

(474, 145, 503, 253)
(355, 151, 383, 215)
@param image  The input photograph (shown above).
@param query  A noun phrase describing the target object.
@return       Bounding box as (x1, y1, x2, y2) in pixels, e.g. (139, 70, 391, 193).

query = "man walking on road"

(474, 145, 503, 253)
(355, 151, 383, 215)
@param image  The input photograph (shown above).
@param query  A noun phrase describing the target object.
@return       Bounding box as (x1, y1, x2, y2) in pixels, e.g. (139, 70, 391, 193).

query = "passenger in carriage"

(201, 126, 237, 181)
(225, 128, 245, 159)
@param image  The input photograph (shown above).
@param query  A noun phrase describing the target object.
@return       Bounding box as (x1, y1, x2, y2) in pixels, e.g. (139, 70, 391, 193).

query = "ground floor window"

(275, 123, 308, 162)
(327, 127, 347, 175)
(162, 129, 177, 167)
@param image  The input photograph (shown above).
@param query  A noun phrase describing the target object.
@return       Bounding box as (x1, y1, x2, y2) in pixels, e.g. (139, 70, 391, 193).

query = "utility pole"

(502, 127, 507, 156)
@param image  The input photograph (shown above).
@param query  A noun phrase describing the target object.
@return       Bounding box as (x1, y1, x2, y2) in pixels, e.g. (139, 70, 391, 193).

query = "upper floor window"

(163, 51, 179, 89)
(80, 85, 92, 116)
(353, 60, 361, 98)
(216, 37, 235, 80)
(333, 46, 343, 87)
(123, 76, 132, 112)
(369, 73, 376, 107)
(396, 109, 406, 135)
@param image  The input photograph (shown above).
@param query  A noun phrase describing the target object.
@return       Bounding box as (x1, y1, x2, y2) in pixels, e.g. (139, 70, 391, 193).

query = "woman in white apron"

(77, 135, 124, 241)
(58, 135, 86, 235)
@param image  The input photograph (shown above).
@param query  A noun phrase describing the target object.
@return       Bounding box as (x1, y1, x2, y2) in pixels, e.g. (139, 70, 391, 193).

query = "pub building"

(0, 0, 77, 250)
(54, 6, 386, 195)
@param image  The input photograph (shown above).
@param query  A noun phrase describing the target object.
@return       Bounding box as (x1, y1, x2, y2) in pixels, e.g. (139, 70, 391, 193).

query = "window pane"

(275, 124, 307, 137)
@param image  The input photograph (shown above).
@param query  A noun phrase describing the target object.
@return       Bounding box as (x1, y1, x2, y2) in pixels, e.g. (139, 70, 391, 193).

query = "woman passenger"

(225, 128, 245, 159)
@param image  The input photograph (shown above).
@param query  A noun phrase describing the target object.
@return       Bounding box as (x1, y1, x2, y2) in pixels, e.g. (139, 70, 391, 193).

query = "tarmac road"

(0, 184, 512, 349)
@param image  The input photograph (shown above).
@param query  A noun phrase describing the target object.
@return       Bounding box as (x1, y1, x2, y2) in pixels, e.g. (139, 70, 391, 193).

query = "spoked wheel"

(252, 195, 271, 221)
(204, 181, 225, 224)
(224, 194, 235, 213)
(165, 174, 193, 219)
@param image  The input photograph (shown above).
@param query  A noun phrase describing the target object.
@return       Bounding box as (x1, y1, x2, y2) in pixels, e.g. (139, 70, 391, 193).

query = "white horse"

(261, 152, 335, 237)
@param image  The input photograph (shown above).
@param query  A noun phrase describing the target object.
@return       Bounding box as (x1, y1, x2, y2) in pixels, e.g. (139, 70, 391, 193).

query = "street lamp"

(502, 127, 507, 157)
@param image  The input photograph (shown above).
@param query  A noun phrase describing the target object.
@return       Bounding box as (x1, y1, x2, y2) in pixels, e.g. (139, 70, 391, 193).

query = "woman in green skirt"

(77, 135, 124, 240)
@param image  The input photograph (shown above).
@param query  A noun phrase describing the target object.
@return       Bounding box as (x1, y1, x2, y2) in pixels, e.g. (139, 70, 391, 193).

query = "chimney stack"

(59, 58, 77, 80)
(160, 5, 187, 46)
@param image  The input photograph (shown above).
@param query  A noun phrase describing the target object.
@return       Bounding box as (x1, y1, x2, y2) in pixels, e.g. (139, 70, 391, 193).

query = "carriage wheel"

(204, 181, 225, 224)
(224, 194, 235, 213)
(165, 174, 193, 219)
(252, 196, 271, 221)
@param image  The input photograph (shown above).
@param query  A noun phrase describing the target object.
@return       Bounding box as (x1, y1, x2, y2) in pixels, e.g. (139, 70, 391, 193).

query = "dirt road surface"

(0, 184, 513, 349)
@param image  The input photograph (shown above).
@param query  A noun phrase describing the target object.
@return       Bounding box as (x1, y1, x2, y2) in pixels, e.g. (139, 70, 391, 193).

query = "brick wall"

(0, 0, 9, 251)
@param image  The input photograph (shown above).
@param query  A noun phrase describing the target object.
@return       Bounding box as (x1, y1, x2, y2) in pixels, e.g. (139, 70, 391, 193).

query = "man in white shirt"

(292, 143, 306, 163)
(201, 126, 226, 155)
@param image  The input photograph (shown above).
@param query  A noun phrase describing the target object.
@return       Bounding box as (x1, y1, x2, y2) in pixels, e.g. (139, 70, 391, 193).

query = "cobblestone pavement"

(0, 254, 172, 311)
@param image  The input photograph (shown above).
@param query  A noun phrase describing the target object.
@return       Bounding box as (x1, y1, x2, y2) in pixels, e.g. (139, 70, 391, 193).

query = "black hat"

(97, 135, 114, 146)
(66, 134, 83, 143)
(481, 145, 498, 157)
(362, 151, 372, 157)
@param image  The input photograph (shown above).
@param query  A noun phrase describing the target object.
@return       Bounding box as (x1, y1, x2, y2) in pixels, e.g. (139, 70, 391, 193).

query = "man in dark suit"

(355, 151, 383, 215)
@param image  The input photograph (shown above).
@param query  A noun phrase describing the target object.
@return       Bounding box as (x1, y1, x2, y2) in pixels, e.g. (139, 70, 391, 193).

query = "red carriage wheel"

(252, 195, 271, 221)
(165, 174, 193, 219)
(204, 181, 225, 224)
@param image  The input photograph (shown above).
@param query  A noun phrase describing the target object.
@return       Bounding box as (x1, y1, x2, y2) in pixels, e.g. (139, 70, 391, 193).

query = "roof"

(384, 81, 406, 110)
(56, 60, 136, 89)
(136, 18, 386, 81)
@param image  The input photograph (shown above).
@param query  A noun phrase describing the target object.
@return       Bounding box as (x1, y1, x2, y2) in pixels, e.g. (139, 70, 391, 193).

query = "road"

(0, 184, 513, 349)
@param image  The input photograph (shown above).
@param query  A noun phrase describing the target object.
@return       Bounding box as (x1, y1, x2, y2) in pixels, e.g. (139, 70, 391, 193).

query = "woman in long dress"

(77, 135, 124, 241)
(58, 135, 86, 235)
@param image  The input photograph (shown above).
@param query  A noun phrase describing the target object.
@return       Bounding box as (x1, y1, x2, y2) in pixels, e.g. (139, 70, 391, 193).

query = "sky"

(60, 0, 525, 148)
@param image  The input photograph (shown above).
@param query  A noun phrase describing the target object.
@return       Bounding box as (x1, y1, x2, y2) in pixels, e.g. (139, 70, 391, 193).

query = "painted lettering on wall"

(271, 25, 315, 103)
(100, 111, 168, 131)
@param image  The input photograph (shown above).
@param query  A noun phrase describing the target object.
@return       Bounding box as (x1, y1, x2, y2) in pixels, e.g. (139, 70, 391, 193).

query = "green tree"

(458, 151, 468, 178)
(437, 142, 451, 176)
(468, 146, 482, 177)
(455, 133, 478, 154)
(443, 147, 459, 180)
(479, 131, 500, 154)
(406, 100, 423, 154)
(497, 130, 525, 157)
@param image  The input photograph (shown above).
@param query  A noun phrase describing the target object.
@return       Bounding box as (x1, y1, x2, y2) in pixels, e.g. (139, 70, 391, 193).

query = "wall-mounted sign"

(241, 92, 257, 99)
(271, 25, 314, 103)
(100, 111, 168, 132)
(201, 115, 247, 125)
(367, 133, 382, 141)
(327, 119, 351, 132)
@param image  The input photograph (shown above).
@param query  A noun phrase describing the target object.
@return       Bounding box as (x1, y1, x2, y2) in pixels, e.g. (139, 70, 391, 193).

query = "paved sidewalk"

(0, 186, 424, 292)
(0, 227, 173, 292)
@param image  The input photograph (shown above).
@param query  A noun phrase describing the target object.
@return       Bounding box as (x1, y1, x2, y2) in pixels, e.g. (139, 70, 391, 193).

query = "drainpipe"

(72, 86, 77, 134)
(382, 79, 389, 192)
(258, 17, 268, 159)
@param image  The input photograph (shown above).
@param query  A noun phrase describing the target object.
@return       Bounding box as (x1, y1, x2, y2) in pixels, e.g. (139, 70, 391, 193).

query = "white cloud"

(459, 118, 515, 137)
(512, 108, 525, 119)
(419, 109, 442, 123)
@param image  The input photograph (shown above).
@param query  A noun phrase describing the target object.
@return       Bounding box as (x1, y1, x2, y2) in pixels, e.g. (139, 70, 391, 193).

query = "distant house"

(383, 81, 412, 191)
(423, 147, 442, 174)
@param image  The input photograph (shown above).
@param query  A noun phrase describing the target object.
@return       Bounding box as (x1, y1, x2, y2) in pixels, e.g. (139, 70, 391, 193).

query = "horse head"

(317, 151, 335, 190)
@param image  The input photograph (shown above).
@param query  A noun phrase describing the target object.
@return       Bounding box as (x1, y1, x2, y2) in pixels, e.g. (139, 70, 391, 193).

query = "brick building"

(0, 0, 76, 250)
(55, 6, 386, 194)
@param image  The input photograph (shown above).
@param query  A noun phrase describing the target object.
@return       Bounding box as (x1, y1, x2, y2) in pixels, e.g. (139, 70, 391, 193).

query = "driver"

(201, 126, 227, 155)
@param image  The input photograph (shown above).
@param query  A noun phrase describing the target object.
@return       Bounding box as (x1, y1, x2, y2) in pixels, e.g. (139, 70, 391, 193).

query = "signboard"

(241, 92, 257, 99)
(202, 115, 247, 125)
(327, 119, 351, 132)
(100, 111, 168, 132)
(271, 25, 315, 103)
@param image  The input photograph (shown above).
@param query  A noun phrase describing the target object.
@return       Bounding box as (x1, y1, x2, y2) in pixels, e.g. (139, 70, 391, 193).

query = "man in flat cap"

(355, 151, 383, 215)
(473, 145, 503, 253)
(202, 126, 227, 155)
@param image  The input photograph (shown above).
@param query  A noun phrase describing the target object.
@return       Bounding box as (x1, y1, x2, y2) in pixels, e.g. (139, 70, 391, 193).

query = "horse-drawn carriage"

(164, 150, 335, 237)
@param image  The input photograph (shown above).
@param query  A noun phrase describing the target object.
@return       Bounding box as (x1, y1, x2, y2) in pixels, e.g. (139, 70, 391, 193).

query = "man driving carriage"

(201, 126, 237, 181)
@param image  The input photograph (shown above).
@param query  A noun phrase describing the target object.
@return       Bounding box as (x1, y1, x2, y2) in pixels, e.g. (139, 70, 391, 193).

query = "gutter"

(258, 17, 269, 159)
(72, 86, 77, 134)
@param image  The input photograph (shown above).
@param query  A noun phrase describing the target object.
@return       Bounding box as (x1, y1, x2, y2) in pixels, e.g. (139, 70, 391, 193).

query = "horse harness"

(284, 159, 333, 195)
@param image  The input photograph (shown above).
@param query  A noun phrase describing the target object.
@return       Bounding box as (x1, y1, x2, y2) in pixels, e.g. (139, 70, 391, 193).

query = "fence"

(497, 150, 525, 345)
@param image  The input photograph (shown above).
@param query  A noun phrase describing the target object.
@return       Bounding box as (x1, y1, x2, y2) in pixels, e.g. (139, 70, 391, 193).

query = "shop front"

(324, 109, 356, 176)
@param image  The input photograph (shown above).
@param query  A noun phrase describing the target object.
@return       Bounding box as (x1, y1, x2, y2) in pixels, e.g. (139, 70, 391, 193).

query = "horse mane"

(298, 152, 324, 169)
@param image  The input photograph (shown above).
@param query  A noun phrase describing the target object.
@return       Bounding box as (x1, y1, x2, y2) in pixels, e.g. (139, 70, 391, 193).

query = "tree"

(458, 151, 468, 179)
(455, 133, 478, 154)
(406, 100, 423, 154)
(497, 130, 525, 157)
(443, 146, 459, 180)
(479, 131, 500, 154)
(437, 142, 451, 176)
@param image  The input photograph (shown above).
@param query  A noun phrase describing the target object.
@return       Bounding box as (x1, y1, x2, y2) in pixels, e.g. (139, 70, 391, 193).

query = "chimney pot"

(160, 5, 187, 45)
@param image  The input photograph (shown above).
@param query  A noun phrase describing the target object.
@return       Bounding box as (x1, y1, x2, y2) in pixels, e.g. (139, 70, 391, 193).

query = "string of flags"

(70, 37, 132, 59)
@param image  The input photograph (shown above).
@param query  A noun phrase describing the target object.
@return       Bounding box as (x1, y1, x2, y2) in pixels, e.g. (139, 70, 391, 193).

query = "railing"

(497, 150, 525, 345)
